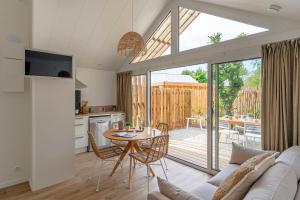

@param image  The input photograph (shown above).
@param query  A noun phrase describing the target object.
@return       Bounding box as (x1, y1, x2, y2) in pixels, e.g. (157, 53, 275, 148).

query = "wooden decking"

(168, 127, 261, 170)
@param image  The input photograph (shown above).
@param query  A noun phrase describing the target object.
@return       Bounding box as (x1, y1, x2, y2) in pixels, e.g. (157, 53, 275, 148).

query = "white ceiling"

(32, 0, 170, 71)
(32, 0, 300, 71)
(196, 0, 300, 22)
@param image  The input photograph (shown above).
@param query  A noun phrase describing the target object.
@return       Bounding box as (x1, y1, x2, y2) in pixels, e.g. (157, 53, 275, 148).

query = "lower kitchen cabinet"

(74, 116, 88, 154)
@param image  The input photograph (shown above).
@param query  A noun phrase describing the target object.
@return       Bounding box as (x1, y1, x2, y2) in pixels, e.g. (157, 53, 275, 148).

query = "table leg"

(186, 118, 189, 129)
(132, 142, 156, 177)
(110, 142, 131, 176)
(128, 142, 134, 189)
(199, 118, 203, 129)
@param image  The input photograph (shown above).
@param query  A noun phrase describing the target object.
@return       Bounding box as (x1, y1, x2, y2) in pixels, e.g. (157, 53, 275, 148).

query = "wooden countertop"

(75, 111, 125, 118)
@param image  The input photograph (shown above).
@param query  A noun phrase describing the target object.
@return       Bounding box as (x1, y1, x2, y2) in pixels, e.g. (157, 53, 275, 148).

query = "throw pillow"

(212, 152, 276, 200)
(208, 164, 239, 187)
(157, 177, 200, 200)
(229, 142, 265, 165)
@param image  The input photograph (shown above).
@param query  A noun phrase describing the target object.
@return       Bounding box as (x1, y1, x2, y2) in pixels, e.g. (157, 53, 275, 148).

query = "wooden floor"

(0, 153, 211, 200)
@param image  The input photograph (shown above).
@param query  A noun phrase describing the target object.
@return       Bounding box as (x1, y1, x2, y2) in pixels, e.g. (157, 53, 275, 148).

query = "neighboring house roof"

(151, 73, 198, 84)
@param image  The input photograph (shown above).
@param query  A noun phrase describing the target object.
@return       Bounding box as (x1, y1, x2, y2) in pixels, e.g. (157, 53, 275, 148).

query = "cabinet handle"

(75, 136, 84, 139)
(75, 124, 84, 126)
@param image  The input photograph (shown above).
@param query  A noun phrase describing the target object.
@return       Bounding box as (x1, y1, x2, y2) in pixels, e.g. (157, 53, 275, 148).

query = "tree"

(208, 32, 222, 44)
(244, 59, 261, 89)
(210, 33, 247, 116)
(192, 68, 208, 83)
(181, 68, 208, 83)
(181, 69, 193, 76)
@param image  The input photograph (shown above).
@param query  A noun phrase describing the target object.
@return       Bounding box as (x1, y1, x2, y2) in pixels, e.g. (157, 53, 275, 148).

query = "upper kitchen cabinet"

(0, 38, 25, 92)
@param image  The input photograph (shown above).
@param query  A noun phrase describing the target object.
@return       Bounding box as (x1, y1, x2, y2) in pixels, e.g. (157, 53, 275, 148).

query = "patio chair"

(243, 122, 261, 147)
(140, 122, 169, 170)
(218, 119, 240, 143)
(129, 134, 169, 192)
(88, 131, 123, 192)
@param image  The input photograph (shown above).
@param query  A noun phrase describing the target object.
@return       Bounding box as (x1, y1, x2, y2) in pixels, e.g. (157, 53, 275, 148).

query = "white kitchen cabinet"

(74, 116, 88, 154)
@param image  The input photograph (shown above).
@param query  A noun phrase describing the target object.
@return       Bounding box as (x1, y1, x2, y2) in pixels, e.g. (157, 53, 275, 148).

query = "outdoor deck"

(168, 127, 261, 170)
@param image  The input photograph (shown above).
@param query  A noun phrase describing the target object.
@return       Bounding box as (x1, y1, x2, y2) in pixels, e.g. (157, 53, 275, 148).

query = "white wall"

(30, 77, 75, 191)
(0, 0, 32, 189)
(76, 68, 116, 106)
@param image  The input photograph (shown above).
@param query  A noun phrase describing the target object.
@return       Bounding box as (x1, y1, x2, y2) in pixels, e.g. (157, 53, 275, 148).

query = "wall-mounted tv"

(25, 50, 73, 78)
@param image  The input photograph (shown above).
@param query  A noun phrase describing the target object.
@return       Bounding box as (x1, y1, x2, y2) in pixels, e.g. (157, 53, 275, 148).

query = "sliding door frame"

(211, 57, 261, 171)
(146, 63, 218, 176)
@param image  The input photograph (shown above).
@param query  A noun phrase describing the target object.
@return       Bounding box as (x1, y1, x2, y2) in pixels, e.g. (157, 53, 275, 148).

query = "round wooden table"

(103, 128, 160, 180)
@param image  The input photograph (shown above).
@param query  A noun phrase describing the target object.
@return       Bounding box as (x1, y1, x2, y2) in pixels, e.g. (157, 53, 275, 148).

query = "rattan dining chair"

(88, 131, 123, 192)
(139, 123, 169, 170)
(129, 134, 169, 192)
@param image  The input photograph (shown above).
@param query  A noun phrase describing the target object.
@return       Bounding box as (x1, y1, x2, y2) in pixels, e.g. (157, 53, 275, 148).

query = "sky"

(153, 11, 266, 75)
(179, 12, 268, 51)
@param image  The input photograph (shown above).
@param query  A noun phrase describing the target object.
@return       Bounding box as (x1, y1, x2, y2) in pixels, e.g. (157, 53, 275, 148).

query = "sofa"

(148, 145, 300, 200)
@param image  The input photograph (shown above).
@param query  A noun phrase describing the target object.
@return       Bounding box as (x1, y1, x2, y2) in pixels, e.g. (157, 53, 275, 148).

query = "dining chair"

(218, 119, 240, 143)
(87, 131, 123, 192)
(140, 122, 169, 170)
(129, 134, 169, 192)
(243, 122, 261, 147)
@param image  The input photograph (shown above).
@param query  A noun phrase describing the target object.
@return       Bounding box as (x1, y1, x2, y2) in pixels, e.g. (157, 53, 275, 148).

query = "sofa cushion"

(207, 164, 239, 187)
(276, 146, 300, 180)
(295, 182, 300, 200)
(157, 177, 200, 200)
(190, 182, 218, 200)
(147, 192, 172, 200)
(229, 142, 265, 165)
(212, 152, 275, 200)
(243, 162, 298, 200)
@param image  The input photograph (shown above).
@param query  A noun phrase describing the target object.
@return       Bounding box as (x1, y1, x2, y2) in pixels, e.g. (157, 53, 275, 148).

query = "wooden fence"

(232, 89, 261, 117)
(151, 82, 207, 129)
(132, 75, 146, 127)
(132, 76, 261, 129)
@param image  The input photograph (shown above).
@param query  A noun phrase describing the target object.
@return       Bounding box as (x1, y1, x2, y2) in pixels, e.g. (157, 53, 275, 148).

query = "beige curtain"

(117, 71, 132, 122)
(262, 39, 300, 152)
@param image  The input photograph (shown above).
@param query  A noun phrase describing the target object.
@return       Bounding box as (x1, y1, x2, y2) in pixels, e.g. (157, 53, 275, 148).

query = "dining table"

(103, 127, 161, 184)
(220, 117, 261, 128)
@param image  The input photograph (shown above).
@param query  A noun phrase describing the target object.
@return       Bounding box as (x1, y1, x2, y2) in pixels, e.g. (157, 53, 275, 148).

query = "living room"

(0, 0, 300, 200)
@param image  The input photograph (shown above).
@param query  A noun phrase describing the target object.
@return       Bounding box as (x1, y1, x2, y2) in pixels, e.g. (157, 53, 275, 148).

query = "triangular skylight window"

(179, 7, 268, 51)
(132, 8, 199, 63)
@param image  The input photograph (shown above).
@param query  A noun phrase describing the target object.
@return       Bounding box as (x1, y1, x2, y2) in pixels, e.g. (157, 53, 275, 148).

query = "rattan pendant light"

(117, 0, 147, 57)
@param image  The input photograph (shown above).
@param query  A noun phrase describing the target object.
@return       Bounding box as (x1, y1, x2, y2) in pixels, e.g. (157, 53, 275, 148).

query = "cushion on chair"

(212, 152, 275, 200)
(276, 146, 300, 180)
(129, 151, 148, 162)
(207, 164, 239, 186)
(229, 142, 265, 165)
(190, 182, 218, 200)
(157, 177, 200, 200)
(244, 162, 298, 200)
(139, 140, 151, 149)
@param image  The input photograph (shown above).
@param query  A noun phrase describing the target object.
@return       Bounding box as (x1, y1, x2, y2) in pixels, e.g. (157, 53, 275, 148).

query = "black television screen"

(25, 50, 72, 78)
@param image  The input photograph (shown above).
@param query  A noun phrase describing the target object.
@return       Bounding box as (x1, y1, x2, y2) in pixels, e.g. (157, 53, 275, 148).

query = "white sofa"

(148, 146, 300, 200)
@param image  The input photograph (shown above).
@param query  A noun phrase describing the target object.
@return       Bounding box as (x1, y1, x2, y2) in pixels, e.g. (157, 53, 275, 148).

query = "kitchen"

(74, 68, 125, 154)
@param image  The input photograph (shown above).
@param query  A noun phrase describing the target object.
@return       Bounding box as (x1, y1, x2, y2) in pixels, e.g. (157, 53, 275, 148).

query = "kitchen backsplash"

(88, 105, 117, 113)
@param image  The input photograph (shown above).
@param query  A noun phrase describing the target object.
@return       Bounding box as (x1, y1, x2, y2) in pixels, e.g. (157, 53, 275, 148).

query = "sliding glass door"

(150, 64, 209, 168)
(138, 58, 262, 172)
(212, 58, 262, 170)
